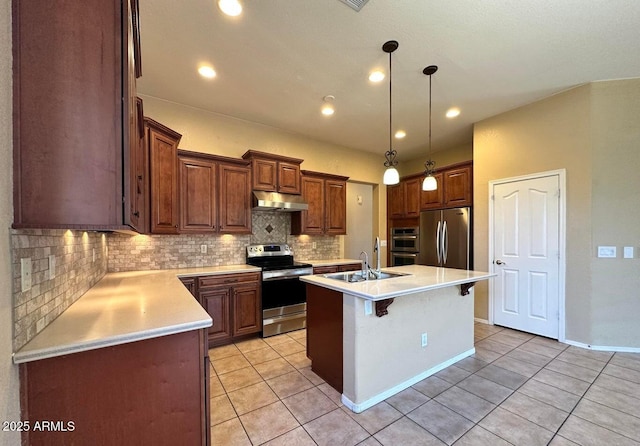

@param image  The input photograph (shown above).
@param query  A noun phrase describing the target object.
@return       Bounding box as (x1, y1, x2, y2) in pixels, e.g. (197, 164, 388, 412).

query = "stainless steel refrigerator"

(418, 207, 471, 269)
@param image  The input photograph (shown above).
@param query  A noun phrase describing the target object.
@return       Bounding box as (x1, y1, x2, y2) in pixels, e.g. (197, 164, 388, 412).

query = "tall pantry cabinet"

(12, 0, 143, 231)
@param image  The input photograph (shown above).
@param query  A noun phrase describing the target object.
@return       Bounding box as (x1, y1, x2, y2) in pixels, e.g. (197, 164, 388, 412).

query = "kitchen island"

(300, 264, 495, 413)
(13, 265, 258, 446)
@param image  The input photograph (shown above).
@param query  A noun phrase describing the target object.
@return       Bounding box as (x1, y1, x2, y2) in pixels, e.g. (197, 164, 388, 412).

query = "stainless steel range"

(246, 243, 313, 337)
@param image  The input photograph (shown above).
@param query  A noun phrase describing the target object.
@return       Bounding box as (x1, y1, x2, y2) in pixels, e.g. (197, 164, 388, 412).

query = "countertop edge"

(301, 267, 496, 301)
(11, 265, 259, 364)
(13, 318, 212, 364)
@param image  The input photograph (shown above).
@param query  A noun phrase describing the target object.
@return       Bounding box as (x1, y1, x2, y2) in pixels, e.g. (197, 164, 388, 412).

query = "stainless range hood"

(252, 191, 308, 212)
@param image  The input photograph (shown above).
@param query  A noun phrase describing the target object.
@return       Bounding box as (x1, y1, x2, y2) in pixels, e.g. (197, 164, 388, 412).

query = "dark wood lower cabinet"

(312, 263, 361, 275)
(19, 329, 209, 445)
(201, 287, 233, 345)
(306, 284, 343, 393)
(193, 273, 262, 348)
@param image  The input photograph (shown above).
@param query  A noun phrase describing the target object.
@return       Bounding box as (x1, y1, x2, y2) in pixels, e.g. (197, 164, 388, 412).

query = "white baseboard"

(474, 318, 490, 325)
(564, 339, 640, 353)
(341, 348, 475, 414)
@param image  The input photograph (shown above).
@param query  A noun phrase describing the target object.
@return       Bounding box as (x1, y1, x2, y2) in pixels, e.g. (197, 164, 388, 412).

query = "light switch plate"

(623, 246, 634, 259)
(597, 246, 616, 258)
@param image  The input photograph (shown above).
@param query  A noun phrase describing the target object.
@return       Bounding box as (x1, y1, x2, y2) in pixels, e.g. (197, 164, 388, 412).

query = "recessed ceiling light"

(198, 66, 216, 79)
(369, 70, 385, 82)
(321, 105, 335, 116)
(394, 130, 406, 139)
(446, 107, 460, 118)
(218, 0, 242, 17)
(321, 95, 335, 116)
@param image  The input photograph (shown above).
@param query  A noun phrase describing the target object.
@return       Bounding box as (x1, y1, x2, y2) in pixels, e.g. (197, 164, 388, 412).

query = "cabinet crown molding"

(242, 150, 304, 165)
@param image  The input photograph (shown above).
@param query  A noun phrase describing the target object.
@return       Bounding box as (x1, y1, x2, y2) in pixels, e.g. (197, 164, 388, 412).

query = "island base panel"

(306, 284, 343, 392)
(20, 329, 209, 446)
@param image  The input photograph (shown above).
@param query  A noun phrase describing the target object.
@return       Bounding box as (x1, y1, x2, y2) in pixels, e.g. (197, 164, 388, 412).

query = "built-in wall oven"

(390, 227, 420, 266)
(390, 227, 420, 252)
(246, 243, 313, 337)
(390, 251, 419, 266)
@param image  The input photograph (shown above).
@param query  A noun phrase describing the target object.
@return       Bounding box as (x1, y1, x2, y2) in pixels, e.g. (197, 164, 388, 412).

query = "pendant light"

(382, 40, 400, 185)
(422, 65, 438, 191)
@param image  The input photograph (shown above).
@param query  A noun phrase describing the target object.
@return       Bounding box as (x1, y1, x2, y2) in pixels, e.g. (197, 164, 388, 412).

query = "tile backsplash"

(12, 212, 341, 350)
(11, 229, 107, 350)
(107, 233, 252, 272)
(108, 211, 341, 272)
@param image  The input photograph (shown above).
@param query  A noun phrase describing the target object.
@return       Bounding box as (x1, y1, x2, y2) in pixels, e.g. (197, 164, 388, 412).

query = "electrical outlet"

(93, 248, 96, 263)
(312, 242, 317, 249)
(623, 246, 634, 259)
(421, 332, 428, 347)
(49, 254, 56, 279)
(364, 300, 373, 315)
(21, 258, 32, 292)
(201, 245, 207, 254)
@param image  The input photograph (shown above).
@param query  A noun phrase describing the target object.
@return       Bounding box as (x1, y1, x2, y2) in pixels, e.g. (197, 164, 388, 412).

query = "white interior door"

(492, 174, 560, 338)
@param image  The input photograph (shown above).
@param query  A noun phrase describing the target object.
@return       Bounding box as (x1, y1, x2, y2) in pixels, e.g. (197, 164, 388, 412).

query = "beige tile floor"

(209, 323, 640, 445)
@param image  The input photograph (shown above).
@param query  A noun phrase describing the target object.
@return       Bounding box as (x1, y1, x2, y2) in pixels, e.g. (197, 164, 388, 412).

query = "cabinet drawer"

(198, 272, 260, 289)
(338, 263, 361, 272)
(313, 266, 339, 275)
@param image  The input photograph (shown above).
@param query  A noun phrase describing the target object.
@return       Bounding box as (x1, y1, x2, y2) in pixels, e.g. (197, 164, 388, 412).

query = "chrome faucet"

(359, 251, 369, 278)
(374, 236, 381, 274)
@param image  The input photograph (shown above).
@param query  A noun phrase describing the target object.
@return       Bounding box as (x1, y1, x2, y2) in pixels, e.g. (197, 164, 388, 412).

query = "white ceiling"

(138, 0, 640, 162)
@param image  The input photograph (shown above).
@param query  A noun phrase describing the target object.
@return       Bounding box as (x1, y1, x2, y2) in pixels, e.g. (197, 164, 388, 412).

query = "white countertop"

(300, 264, 496, 301)
(13, 265, 260, 364)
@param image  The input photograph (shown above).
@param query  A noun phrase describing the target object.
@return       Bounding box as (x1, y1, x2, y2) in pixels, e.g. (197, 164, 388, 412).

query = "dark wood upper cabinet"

(278, 161, 302, 195)
(147, 118, 181, 234)
(388, 183, 406, 219)
(177, 150, 251, 235)
(443, 165, 473, 207)
(242, 150, 303, 195)
(420, 172, 444, 210)
(178, 155, 217, 233)
(218, 163, 252, 234)
(12, 0, 143, 231)
(420, 162, 473, 210)
(291, 171, 348, 235)
(325, 180, 347, 235)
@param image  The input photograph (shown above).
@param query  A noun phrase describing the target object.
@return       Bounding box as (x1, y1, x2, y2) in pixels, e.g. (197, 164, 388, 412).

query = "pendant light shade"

(422, 173, 437, 191)
(422, 65, 438, 191)
(382, 40, 400, 185)
(383, 164, 400, 185)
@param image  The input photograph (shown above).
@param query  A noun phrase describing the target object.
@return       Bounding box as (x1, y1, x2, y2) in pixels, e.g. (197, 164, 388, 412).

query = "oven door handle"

(263, 313, 306, 325)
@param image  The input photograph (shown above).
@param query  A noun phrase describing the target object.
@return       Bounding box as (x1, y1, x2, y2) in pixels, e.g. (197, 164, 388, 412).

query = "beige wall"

(474, 79, 640, 347)
(342, 287, 474, 410)
(140, 94, 388, 251)
(1, 0, 21, 441)
(401, 143, 473, 177)
(589, 79, 640, 347)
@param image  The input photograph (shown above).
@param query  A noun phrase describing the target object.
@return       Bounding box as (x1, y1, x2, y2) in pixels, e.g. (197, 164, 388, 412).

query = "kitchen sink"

(323, 270, 409, 283)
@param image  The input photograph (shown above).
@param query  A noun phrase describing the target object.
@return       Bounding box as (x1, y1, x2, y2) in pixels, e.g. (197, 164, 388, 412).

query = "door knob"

(495, 259, 506, 265)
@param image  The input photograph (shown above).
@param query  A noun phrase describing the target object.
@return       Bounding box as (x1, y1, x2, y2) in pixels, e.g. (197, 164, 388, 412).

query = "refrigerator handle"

(442, 221, 448, 264)
(436, 221, 442, 264)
